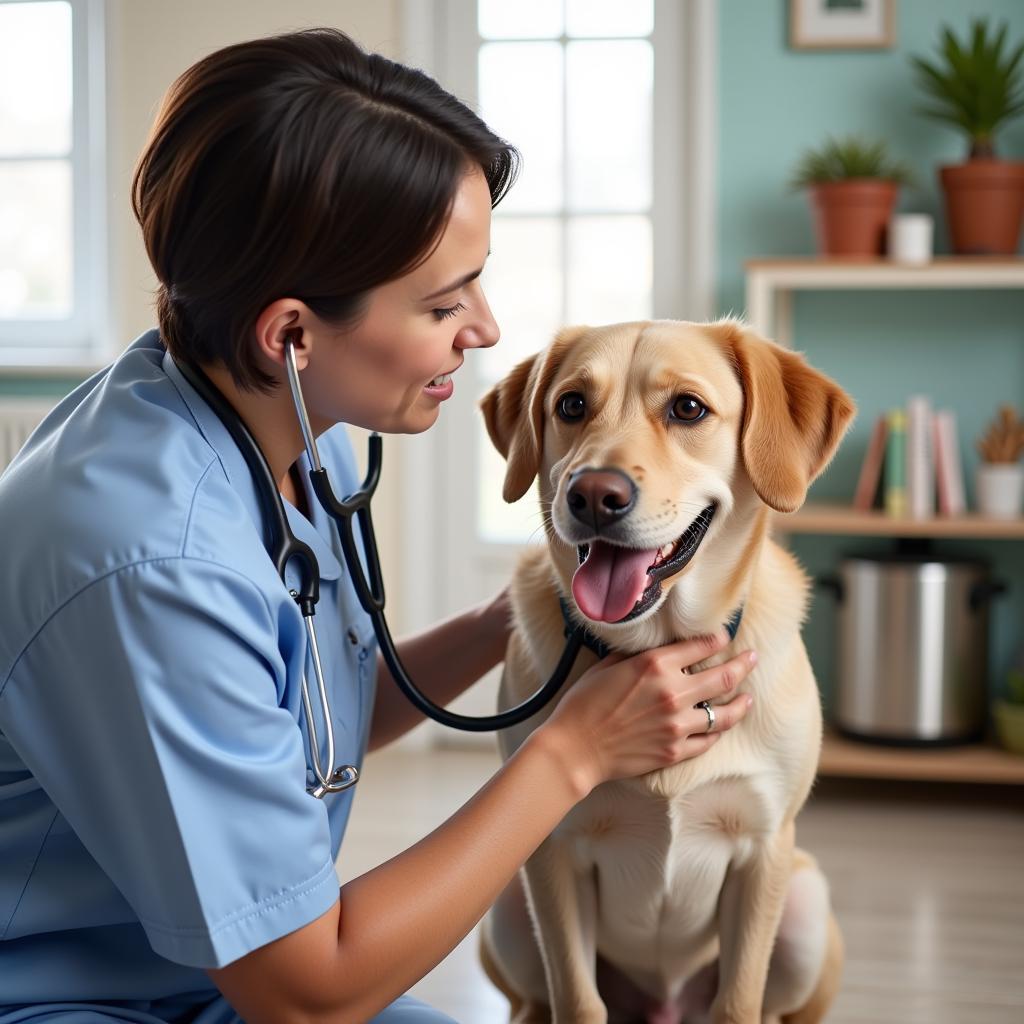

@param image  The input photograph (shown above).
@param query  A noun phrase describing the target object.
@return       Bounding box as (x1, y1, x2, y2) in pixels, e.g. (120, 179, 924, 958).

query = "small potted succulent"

(790, 136, 915, 257)
(911, 19, 1024, 254)
(975, 403, 1024, 519)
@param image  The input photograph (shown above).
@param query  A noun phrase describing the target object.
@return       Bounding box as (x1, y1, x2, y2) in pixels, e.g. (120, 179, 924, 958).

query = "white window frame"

(0, 0, 109, 368)
(398, 0, 718, 627)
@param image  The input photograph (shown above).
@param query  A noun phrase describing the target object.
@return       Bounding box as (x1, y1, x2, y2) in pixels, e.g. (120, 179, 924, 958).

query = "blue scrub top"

(0, 331, 379, 1017)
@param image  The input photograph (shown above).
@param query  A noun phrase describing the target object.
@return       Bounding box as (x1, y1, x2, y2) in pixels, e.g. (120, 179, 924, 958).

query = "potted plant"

(975, 403, 1024, 519)
(911, 19, 1024, 255)
(791, 136, 915, 257)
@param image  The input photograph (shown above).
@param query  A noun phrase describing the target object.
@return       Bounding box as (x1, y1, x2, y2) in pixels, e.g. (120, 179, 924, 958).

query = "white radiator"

(0, 399, 57, 472)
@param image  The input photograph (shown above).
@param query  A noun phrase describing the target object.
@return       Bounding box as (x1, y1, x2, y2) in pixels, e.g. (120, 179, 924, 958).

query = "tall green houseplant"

(911, 19, 1024, 159)
(911, 19, 1024, 254)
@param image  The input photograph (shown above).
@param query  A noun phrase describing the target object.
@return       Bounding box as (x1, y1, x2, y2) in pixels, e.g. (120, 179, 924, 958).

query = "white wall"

(103, 0, 411, 631)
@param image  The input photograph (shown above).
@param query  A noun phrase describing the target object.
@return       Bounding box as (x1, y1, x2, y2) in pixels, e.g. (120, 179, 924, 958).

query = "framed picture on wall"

(790, 0, 895, 50)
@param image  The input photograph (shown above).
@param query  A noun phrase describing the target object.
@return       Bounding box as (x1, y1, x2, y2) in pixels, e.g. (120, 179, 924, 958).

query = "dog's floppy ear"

(721, 320, 856, 514)
(480, 327, 587, 503)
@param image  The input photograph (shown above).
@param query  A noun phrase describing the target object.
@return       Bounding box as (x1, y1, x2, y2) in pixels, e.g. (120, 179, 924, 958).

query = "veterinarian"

(0, 29, 757, 1024)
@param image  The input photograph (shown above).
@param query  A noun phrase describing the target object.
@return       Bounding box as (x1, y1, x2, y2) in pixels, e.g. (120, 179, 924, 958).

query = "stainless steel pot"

(819, 554, 1006, 745)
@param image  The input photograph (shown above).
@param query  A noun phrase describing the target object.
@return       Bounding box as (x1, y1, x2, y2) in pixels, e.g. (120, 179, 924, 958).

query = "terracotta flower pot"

(939, 159, 1024, 255)
(808, 180, 899, 257)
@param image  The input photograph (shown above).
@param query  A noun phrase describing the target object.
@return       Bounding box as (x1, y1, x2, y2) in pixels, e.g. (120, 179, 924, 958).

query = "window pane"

(479, 42, 563, 214)
(567, 216, 651, 324)
(0, 161, 72, 318)
(566, 0, 654, 37)
(0, 1, 72, 157)
(479, 217, 563, 385)
(478, 0, 562, 39)
(567, 41, 652, 211)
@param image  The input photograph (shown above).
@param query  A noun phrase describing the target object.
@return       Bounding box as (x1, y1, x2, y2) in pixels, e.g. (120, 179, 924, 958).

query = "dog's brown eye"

(557, 392, 586, 422)
(670, 395, 707, 422)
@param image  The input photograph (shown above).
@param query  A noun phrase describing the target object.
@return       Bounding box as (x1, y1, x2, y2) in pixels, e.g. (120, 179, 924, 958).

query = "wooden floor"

(339, 746, 1024, 1023)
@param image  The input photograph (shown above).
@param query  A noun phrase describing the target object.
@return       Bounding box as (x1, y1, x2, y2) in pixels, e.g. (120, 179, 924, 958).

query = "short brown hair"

(132, 28, 518, 391)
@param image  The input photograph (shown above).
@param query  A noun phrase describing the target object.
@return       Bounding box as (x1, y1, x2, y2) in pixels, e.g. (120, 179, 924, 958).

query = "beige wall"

(105, 0, 410, 630)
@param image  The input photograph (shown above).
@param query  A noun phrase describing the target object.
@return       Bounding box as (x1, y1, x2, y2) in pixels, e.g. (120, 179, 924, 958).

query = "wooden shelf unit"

(745, 256, 1024, 345)
(775, 502, 1024, 539)
(746, 257, 1024, 784)
(818, 731, 1024, 785)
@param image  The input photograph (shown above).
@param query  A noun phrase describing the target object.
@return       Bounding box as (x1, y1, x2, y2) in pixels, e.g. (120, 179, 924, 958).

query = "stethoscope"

(175, 342, 587, 798)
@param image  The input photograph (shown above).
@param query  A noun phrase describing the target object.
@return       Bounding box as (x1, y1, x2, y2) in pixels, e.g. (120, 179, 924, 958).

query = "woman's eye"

(557, 392, 586, 422)
(670, 395, 707, 422)
(432, 301, 467, 321)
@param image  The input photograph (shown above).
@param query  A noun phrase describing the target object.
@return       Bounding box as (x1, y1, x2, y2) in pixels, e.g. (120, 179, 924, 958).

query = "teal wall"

(718, 0, 1024, 302)
(718, 0, 1024, 711)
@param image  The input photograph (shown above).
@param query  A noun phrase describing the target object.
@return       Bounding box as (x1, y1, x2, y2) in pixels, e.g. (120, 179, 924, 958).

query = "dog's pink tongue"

(572, 541, 657, 622)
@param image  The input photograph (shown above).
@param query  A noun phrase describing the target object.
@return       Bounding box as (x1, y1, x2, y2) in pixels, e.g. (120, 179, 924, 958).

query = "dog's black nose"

(566, 469, 637, 530)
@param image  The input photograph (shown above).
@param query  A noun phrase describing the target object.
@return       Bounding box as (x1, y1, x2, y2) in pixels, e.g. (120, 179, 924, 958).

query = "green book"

(884, 409, 907, 518)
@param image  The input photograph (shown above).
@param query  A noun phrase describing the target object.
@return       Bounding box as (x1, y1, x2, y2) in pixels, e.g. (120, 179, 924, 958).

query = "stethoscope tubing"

(176, 344, 585, 798)
(283, 342, 582, 732)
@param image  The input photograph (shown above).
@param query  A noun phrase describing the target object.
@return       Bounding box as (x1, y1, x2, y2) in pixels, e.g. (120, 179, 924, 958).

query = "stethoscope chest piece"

(310, 764, 359, 799)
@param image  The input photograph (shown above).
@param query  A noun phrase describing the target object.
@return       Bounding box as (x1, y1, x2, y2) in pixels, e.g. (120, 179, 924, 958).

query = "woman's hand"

(539, 630, 756, 797)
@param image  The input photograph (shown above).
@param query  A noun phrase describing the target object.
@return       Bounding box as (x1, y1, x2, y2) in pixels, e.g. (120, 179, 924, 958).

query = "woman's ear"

(719, 320, 857, 514)
(254, 299, 308, 369)
(479, 326, 588, 503)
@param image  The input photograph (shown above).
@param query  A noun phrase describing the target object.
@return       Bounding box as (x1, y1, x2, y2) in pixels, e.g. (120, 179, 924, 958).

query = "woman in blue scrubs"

(0, 28, 756, 1023)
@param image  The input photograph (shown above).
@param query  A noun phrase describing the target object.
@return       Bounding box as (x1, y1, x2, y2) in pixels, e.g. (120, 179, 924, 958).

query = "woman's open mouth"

(570, 505, 716, 624)
(423, 372, 454, 400)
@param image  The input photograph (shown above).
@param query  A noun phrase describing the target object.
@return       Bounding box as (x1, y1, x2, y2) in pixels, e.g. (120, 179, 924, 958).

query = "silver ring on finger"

(696, 700, 715, 733)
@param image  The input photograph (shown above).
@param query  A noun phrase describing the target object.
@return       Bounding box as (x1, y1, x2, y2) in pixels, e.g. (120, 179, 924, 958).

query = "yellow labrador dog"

(477, 320, 854, 1024)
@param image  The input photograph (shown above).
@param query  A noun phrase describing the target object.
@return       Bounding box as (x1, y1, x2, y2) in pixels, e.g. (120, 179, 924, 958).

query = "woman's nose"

(455, 286, 500, 350)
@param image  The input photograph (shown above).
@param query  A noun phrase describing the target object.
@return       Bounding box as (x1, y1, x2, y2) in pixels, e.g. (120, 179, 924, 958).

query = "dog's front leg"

(521, 835, 605, 1024)
(710, 820, 795, 1024)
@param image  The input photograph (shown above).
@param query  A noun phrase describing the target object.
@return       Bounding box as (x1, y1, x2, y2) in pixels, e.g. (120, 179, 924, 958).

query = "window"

(0, 0, 107, 364)
(401, 0, 713, 598)
(474, 0, 656, 544)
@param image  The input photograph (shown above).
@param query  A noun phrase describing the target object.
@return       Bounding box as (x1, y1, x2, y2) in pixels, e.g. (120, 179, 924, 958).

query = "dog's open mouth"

(571, 505, 716, 624)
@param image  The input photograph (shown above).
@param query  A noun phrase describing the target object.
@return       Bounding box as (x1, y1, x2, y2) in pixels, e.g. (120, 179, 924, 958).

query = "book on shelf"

(853, 414, 887, 511)
(907, 395, 935, 519)
(933, 409, 966, 516)
(883, 408, 907, 518)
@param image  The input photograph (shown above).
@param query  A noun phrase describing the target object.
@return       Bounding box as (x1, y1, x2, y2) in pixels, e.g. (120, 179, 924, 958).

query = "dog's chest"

(557, 774, 783, 975)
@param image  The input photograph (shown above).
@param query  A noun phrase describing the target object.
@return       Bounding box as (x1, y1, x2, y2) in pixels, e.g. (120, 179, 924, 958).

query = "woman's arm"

(211, 725, 580, 1024)
(367, 587, 512, 750)
(208, 632, 756, 1024)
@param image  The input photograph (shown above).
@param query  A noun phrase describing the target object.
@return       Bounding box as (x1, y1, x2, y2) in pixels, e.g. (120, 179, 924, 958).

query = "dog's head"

(480, 319, 855, 626)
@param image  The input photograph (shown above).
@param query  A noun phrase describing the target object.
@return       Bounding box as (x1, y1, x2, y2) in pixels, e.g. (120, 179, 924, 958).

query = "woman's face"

(303, 166, 499, 435)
